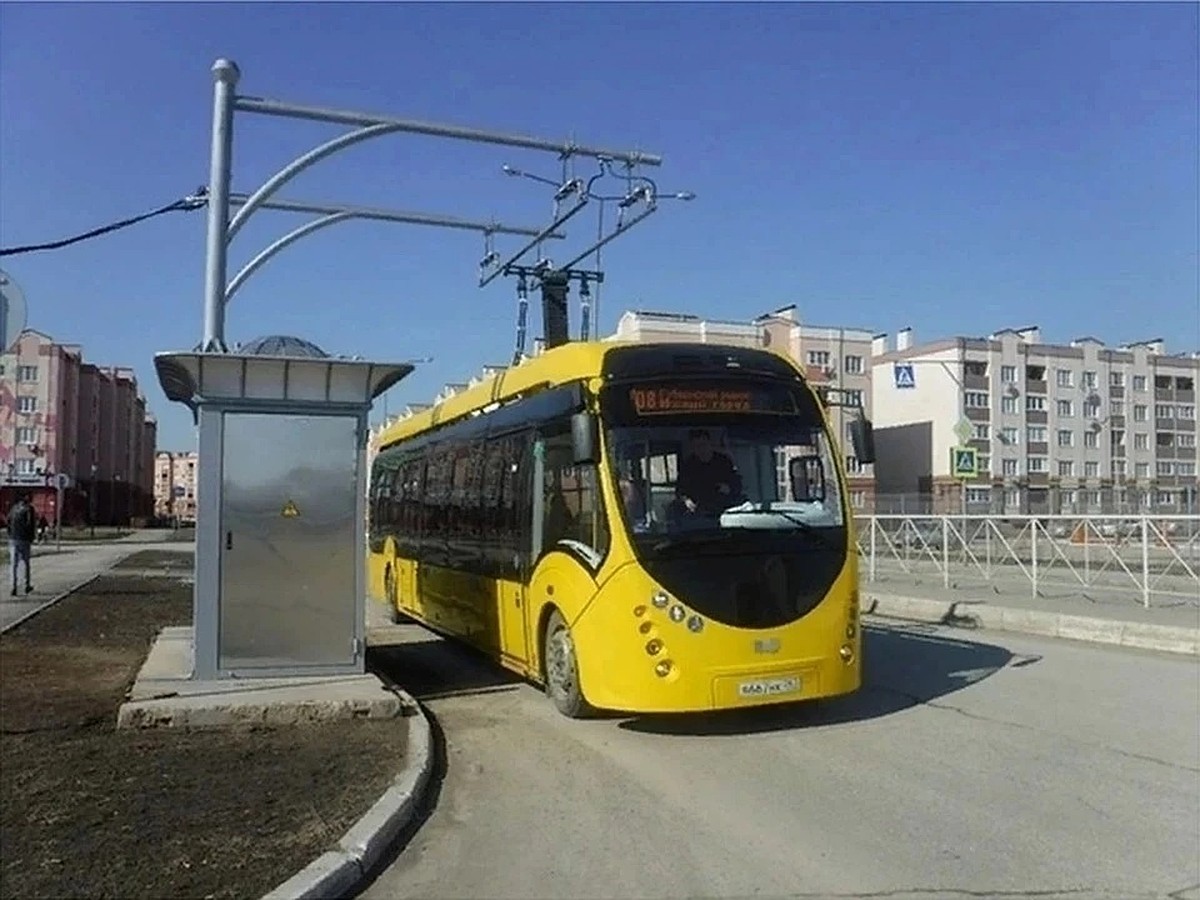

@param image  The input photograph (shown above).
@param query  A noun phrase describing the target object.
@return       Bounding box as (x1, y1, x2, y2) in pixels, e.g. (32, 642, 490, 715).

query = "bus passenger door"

(497, 433, 532, 669)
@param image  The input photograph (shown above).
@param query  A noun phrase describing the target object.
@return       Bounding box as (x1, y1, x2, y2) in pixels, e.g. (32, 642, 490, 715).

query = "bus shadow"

(616, 622, 1032, 736)
(367, 628, 525, 702)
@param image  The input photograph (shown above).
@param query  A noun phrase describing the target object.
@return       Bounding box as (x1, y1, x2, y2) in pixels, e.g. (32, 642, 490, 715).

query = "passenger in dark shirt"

(676, 430, 742, 516)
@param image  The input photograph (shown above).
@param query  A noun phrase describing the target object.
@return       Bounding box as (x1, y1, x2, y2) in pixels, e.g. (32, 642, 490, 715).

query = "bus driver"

(675, 429, 743, 516)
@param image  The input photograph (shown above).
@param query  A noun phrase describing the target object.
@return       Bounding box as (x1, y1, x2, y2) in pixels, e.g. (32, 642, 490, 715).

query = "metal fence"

(853, 514, 1200, 608)
(870, 490, 1199, 516)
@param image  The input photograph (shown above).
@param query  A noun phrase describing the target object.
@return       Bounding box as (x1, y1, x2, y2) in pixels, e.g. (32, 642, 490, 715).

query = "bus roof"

(378, 339, 803, 447)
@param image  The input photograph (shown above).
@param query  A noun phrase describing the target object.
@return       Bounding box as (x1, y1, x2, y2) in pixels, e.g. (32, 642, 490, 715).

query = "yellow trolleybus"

(368, 341, 874, 717)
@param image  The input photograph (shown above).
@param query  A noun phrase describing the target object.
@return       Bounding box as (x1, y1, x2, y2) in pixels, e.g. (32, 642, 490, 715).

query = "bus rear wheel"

(543, 609, 592, 719)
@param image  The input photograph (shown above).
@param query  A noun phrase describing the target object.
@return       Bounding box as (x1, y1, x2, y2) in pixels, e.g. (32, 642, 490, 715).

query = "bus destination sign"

(629, 383, 795, 416)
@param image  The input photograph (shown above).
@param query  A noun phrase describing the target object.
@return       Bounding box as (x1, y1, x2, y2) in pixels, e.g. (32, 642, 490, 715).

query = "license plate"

(737, 676, 800, 698)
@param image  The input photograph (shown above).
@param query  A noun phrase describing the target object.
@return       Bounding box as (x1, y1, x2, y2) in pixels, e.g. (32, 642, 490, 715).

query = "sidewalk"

(862, 571, 1200, 655)
(0, 540, 187, 633)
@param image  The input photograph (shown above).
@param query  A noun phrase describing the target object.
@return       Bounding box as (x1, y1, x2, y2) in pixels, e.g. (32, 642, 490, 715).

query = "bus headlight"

(652, 591, 669, 609)
(669, 605, 685, 623)
(687, 614, 704, 633)
(839, 644, 854, 663)
(846, 622, 857, 639)
(654, 660, 673, 677)
(645, 639, 663, 655)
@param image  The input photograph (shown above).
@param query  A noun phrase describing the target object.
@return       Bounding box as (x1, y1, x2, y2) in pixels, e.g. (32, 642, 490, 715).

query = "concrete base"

(117, 626, 410, 729)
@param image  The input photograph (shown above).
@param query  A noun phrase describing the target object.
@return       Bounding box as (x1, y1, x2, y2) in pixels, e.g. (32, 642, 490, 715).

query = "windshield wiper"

(723, 506, 836, 547)
(650, 531, 742, 553)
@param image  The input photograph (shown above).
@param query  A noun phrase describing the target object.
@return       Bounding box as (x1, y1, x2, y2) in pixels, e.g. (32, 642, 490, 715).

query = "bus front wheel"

(543, 609, 592, 719)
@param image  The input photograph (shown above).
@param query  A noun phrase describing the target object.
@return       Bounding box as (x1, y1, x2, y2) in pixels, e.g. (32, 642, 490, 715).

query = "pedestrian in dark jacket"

(7, 493, 36, 596)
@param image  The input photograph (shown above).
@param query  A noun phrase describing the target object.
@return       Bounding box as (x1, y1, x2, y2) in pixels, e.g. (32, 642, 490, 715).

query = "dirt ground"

(111, 549, 196, 571)
(0, 571, 410, 900)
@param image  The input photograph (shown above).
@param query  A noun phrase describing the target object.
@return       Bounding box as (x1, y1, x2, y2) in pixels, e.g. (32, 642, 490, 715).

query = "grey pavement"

(361, 613, 1200, 900)
(0, 536, 192, 632)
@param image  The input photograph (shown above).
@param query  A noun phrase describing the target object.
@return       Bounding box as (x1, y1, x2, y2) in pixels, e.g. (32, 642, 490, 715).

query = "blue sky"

(1, 1, 1196, 452)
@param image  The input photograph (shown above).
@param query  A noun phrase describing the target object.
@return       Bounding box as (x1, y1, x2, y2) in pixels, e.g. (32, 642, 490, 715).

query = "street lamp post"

(89, 463, 97, 538)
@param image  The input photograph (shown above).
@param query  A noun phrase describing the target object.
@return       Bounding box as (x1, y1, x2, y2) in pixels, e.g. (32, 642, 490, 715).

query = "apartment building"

(0, 329, 157, 525)
(871, 325, 1200, 514)
(608, 306, 877, 510)
(154, 450, 199, 523)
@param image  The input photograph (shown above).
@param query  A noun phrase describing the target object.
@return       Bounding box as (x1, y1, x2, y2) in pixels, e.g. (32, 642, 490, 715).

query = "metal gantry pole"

(202, 59, 239, 352)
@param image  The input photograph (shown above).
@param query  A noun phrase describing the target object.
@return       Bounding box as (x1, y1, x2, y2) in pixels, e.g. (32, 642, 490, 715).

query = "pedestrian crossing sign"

(893, 363, 916, 389)
(951, 446, 977, 478)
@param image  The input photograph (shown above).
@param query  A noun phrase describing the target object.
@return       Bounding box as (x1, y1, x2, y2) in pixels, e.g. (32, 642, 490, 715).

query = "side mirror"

(570, 411, 600, 465)
(849, 417, 876, 465)
(789, 455, 826, 503)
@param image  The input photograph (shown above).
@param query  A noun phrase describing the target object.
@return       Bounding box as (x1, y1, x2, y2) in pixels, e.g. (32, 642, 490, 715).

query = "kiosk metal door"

(218, 411, 359, 671)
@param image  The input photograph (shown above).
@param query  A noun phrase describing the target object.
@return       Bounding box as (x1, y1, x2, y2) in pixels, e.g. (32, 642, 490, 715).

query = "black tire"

(542, 609, 592, 718)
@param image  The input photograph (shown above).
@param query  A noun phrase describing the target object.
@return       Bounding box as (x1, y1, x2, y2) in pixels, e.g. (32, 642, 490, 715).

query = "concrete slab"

(117, 625, 410, 729)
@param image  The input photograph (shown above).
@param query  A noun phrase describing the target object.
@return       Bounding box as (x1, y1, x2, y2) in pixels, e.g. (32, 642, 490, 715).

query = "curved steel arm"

(227, 122, 407, 241)
(224, 212, 352, 305)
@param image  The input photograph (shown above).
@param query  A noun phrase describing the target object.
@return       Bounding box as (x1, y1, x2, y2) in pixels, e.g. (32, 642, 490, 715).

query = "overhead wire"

(0, 187, 209, 257)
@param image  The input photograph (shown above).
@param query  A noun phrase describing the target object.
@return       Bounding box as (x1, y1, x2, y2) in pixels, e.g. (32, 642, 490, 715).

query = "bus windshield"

(601, 377, 845, 549)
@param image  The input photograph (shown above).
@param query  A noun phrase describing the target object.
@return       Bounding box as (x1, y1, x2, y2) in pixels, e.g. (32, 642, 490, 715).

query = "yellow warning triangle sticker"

(281, 499, 300, 518)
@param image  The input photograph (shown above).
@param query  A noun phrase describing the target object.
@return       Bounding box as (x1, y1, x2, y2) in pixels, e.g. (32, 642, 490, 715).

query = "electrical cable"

(0, 187, 209, 257)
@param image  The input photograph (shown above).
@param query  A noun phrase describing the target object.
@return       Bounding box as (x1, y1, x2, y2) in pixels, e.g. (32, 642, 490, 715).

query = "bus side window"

(499, 431, 532, 579)
(539, 421, 609, 565)
(480, 438, 505, 575)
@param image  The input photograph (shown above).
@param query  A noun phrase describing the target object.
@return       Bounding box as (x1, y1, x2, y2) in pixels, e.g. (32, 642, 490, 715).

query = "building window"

(1179, 433, 1196, 448)
(1083, 371, 1097, 389)
(1132, 375, 1147, 392)
(972, 423, 990, 440)
(1155, 404, 1174, 419)
(964, 361, 987, 378)
(1057, 399, 1074, 417)
(1179, 405, 1196, 420)
(1157, 461, 1174, 477)
(1178, 462, 1197, 477)
(17, 365, 38, 382)
(1133, 404, 1148, 422)
(17, 396, 37, 414)
(1058, 460, 1075, 477)
(965, 488, 991, 504)
(843, 388, 864, 406)
(1001, 365, 1017, 383)
(1000, 427, 1019, 445)
(1109, 371, 1124, 387)
(1082, 400, 1101, 418)
(15, 426, 37, 445)
(1135, 462, 1150, 479)
(1026, 395, 1046, 412)
(1004, 488, 1021, 507)
(1057, 429, 1073, 447)
(807, 350, 830, 367)
(1027, 425, 1047, 443)
(1002, 458, 1019, 476)
(1133, 433, 1149, 450)
(1056, 369, 1074, 388)
(843, 354, 863, 374)
(845, 455, 864, 475)
(1113, 459, 1127, 477)
(1083, 429, 1098, 448)
(1001, 396, 1018, 414)
(1084, 461, 1100, 477)
(1027, 456, 1047, 473)
(964, 391, 989, 408)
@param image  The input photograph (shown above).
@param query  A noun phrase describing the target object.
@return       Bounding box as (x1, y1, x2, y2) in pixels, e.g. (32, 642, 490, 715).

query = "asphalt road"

(363, 614, 1199, 900)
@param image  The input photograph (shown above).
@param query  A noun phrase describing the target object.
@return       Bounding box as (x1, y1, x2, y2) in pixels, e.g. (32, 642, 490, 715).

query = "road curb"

(863, 592, 1200, 656)
(0, 548, 138, 636)
(260, 691, 435, 900)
